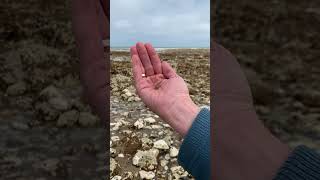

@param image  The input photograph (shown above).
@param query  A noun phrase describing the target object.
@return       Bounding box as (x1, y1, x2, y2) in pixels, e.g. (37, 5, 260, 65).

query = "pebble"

(39, 158, 59, 176)
(160, 160, 168, 167)
(169, 147, 179, 157)
(171, 158, 177, 163)
(118, 153, 124, 158)
(144, 117, 156, 124)
(48, 97, 70, 111)
(144, 125, 152, 129)
(153, 139, 169, 150)
(110, 158, 118, 174)
(111, 176, 122, 180)
(123, 89, 133, 97)
(139, 170, 155, 180)
(141, 137, 153, 148)
(151, 125, 162, 129)
(122, 112, 129, 117)
(112, 121, 122, 131)
(78, 112, 98, 127)
(170, 166, 186, 179)
(122, 130, 132, 135)
(110, 148, 117, 157)
(165, 154, 170, 160)
(6, 81, 27, 96)
(132, 149, 159, 170)
(128, 96, 135, 102)
(11, 122, 29, 130)
(56, 110, 79, 127)
(123, 172, 134, 179)
(134, 119, 144, 129)
(111, 136, 120, 142)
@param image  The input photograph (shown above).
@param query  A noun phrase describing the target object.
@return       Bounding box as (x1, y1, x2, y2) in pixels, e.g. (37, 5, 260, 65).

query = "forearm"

(71, 0, 108, 124)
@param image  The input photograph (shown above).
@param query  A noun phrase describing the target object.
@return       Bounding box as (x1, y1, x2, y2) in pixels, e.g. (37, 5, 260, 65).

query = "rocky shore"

(216, 0, 320, 151)
(110, 49, 210, 179)
(0, 1, 107, 179)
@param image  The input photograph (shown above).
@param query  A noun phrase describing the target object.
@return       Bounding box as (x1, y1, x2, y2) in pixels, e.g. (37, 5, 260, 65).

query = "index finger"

(131, 46, 145, 74)
(136, 42, 155, 76)
(145, 43, 162, 74)
(131, 54, 148, 92)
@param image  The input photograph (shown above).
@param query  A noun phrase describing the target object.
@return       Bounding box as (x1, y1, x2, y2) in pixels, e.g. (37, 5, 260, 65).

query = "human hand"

(71, 0, 108, 125)
(130, 42, 200, 136)
(212, 42, 290, 180)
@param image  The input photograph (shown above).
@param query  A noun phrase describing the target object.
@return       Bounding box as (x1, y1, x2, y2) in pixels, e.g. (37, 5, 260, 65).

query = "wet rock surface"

(110, 49, 210, 179)
(0, 1, 107, 179)
(215, 0, 320, 151)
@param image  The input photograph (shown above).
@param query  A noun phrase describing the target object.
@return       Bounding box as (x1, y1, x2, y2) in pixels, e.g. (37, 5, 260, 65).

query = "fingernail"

(136, 42, 144, 46)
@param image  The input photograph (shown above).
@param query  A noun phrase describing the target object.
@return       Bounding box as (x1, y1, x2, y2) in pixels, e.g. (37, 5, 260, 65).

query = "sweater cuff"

(178, 107, 210, 180)
(273, 145, 320, 180)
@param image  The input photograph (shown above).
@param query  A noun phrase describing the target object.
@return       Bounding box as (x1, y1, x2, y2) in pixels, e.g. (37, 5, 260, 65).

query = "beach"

(110, 48, 210, 179)
(215, 0, 320, 151)
(0, 1, 107, 179)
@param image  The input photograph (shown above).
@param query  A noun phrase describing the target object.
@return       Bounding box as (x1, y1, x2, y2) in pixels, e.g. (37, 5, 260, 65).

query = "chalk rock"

(6, 81, 26, 96)
(39, 86, 71, 111)
(57, 110, 79, 127)
(78, 112, 98, 127)
(151, 125, 162, 129)
(123, 89, 133, 97)
(141, 137, 153, 148)
(153, 139, 169, 150)
(139, 170, 155, 180)
(134, 119, 144, 129)
(169, 147, 179, 157)
(111, 136, 120, 142)
(132, 149, 159, 170)
(11, 122, 29, 130)
(123, 172, 134, 179)
(118, 153, 124, 158)
(170, 166, 187, 179)
(111, 176, 122, 180)
(48, 97, 70, 111)
(160, 160, 168, 167)
(110, 158, 118, 174)
(110, 148, 117, 157)
(144, 117, 156, 124)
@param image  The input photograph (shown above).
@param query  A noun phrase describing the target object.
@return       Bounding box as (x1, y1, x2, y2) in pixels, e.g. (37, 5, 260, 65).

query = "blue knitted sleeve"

(178, 107, 211, 180)
(273, 145, 320, 180)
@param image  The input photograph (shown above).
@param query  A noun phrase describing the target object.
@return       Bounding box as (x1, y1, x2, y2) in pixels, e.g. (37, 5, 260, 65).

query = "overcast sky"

(110, 0, 210, 48)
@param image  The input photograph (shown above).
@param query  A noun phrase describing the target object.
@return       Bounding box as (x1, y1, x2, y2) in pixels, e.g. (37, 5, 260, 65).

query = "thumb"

(162, 61, 177, 79)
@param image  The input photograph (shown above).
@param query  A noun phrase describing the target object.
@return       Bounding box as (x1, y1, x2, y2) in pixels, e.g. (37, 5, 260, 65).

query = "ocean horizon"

(111, 47, 209, 52)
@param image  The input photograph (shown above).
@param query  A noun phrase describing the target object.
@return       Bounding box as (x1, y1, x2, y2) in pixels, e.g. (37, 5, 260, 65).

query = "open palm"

(130, 42, 198, 135)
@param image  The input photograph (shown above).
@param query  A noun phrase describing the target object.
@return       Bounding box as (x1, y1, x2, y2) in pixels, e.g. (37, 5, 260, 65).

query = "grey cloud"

(111, 0, 210, 47)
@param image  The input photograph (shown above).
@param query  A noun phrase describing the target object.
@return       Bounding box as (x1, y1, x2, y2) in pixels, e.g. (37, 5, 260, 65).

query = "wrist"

(214, 101, 291, 180)
(165, 98, 200, 136)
